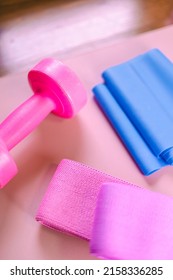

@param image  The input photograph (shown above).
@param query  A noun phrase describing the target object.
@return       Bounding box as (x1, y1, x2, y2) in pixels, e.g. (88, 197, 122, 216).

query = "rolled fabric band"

(93, 49, 173, 175)
(36, 159, 173, 259)
(36, 159, 132, 240)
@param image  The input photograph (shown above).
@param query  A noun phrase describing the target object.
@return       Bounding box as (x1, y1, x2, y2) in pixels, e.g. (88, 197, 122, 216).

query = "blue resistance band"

(93, 49, 173, 175)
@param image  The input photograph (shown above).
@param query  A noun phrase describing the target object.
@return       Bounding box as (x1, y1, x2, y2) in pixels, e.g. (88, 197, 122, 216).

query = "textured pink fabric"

(36, 159, 135, 240)
(91, 182, 173, 260)
(36, 159, 173, 260)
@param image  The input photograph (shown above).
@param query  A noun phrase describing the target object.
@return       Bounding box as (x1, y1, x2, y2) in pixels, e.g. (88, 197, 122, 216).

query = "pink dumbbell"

(0, 58, 87, 188)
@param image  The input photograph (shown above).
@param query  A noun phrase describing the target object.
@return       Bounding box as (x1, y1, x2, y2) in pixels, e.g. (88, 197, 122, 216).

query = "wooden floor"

(0, 0, 173, 76)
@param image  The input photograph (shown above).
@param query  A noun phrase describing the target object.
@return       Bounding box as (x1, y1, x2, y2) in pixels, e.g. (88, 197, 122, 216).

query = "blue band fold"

(93, 49, 173, 175)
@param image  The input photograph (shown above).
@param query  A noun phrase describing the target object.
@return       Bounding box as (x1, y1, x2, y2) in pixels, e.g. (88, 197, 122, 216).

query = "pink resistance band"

(36, 159, 173, 259)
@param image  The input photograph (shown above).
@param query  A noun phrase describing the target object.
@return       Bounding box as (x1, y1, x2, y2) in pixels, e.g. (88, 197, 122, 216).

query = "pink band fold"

(36, 159, 173, 259)
(91, 182, 173, 260)
(36, 159, 129, 240)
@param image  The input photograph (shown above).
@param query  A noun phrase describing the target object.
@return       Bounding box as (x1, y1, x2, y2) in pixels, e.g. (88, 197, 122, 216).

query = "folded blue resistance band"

(93, 49, 173, 175)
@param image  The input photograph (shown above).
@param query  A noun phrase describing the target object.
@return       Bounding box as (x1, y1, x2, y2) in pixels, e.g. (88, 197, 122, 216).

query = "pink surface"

(1, 26, 173, 259)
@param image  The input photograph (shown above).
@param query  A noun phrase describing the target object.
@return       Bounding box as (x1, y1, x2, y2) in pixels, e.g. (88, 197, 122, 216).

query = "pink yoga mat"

(1, 26, 173, 259)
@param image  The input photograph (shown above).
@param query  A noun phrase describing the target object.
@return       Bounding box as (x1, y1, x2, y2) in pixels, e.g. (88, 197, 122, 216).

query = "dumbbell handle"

(0, 94, 55, 151)
(0, 58, 87, 189)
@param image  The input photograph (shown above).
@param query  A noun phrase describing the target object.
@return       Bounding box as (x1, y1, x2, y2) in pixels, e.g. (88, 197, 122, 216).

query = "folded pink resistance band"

(36, 159, 173, 259)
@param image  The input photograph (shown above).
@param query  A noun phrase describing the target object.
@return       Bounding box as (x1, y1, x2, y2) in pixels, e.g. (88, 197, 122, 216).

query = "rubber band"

(93, 49, 173, 175)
